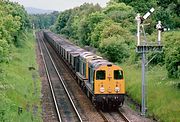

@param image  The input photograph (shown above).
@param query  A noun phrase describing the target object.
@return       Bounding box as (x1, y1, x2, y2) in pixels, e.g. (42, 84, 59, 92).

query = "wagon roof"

(80, 52, 93, 57)
(89, 59, 112, 69)
(69, 48, 86, 56)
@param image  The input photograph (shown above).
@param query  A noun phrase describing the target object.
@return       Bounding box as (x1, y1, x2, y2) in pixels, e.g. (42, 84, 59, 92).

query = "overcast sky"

(10, 0, 110, 11)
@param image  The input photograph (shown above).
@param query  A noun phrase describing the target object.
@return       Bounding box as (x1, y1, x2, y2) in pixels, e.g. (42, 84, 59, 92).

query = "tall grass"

(0, 32, 42, 122)
(120, 63, 180, 122)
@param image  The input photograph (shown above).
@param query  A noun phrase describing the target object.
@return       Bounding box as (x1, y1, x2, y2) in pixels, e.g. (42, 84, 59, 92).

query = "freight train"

(43, 31, 125, 110)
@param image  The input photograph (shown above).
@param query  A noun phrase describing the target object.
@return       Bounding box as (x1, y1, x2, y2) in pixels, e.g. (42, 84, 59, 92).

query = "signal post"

(135, 8, 164, 116)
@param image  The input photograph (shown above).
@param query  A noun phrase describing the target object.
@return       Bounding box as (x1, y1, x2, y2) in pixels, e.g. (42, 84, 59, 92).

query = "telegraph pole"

(135, 8, 163, 116)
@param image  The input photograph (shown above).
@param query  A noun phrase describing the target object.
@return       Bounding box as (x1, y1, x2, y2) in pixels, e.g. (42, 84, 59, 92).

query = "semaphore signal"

(135, 8, 165, 116)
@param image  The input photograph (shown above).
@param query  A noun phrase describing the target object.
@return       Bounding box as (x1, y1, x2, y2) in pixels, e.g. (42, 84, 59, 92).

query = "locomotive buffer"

(135, 8, 165, 116)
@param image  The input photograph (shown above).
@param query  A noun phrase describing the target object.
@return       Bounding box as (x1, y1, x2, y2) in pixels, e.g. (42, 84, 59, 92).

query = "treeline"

(52, 0, 179, 79)
(30, 11, 59, 29)
(117, 0, 180, 29)
(53, 2, 134, 62)
(0, 0, 30, 62)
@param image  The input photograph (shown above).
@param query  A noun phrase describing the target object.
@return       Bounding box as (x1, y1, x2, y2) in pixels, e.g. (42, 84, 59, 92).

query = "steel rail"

(98, 110, 109, 122)
(41, 33, 83, 122)
(37, 32, 62, 122)
(44, 35, 130, 122)
(118, 111, 131, 122)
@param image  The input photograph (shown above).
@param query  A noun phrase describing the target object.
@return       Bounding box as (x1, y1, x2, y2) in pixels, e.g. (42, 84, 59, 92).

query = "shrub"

(99, 35, 129, 63)
(163, 31, 180, 78)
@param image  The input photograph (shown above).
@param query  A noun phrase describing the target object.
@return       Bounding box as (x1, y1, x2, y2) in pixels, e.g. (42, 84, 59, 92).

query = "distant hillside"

(25, 7, 54, 14)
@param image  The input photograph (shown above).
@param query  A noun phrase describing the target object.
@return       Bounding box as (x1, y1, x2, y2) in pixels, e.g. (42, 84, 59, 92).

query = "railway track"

(37, 32, 83, 122)
(42, 31, 130, 122)
(38, 31, 133, 122)
(98, 110, 131, 122)
(42, 34, 131, 122)
(52, 53, 131, 122)
(43, 32, 132, 122)
(118, 110, 131, 122)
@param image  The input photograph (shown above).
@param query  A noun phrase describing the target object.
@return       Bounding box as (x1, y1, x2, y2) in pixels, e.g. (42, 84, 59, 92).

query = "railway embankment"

(120, 63, 180, 122)
(0, 32, 42, 121)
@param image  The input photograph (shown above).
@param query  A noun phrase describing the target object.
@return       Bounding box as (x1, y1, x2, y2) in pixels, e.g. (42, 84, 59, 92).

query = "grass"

(120, 63, 180, 122)
(0, 31, 42, 122)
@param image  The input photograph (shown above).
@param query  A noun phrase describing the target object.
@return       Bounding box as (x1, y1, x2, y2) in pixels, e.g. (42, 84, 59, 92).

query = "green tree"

(76, 12, 105, 45)
(0, 39, 9, 62)
(55, 9, 72, 33)
(163, 31, 180, 78)
(30, 11, 59, 29)
(90, 19, 113, 48)
(55, 3, 102, 44)
(0, 0, 30, 61)
(111, 0, 157, 13)
(99, 35, 129, 62)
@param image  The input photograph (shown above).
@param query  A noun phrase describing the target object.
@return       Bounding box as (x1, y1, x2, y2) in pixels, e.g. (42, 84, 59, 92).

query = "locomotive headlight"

(115, 87, 120, 92)
(100, 87, 105, 93)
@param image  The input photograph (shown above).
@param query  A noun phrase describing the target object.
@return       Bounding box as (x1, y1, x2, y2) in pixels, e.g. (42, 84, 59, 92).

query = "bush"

(165, 52, 180, 78)
(0, 0, 30, 62)
(90, 19, 114, 48)
(0, 39, 10, 62)
(163, 31, 180, 78)
(99, 35, 129, 63)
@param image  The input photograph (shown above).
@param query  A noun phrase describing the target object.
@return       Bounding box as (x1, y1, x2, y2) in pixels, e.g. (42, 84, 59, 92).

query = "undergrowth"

(0, 31, 42, 122)
(120, 63, 180, 122)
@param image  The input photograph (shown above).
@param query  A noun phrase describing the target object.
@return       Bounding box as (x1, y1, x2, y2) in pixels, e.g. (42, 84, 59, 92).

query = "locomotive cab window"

(96, 70, 105, 80)
(114, 70, 123, 80)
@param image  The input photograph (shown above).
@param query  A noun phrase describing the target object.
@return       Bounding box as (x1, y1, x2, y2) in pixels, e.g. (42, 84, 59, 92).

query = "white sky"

(9, 0, 110, 11)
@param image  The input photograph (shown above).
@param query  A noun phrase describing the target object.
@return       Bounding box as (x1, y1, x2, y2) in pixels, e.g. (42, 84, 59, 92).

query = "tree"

(30, 11, 59, 29)
(0, 39, 9, 62)
(163, 31, 180, 78)
(55, 10, 72, 33)
(99, 35, 129, 62)
(111, 0, 157, 13)
(76, 12, 105, 45)
(91, 19, 134, 48)
(0, 0, 30, 61)
(90, 19, 114, 48)
(54, 3, 102, 44)
(104, 2, 136, 33)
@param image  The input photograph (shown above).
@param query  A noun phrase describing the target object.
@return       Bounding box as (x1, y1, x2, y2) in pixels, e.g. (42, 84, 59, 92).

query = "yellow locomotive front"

(89, 60, 125, 110)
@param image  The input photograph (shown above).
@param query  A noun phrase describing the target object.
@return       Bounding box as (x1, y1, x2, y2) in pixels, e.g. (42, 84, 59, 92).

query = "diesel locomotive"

(43, 31, 125, 110)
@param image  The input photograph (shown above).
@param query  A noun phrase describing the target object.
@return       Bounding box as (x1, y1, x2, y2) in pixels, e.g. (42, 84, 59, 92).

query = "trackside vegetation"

(121, 63, 180, 122)
(51, 0, 179, 79)
(0, 0, 30, 59)
(0, 32, 42, 121)
(50, 0, 180, 121)
(0, 0, 42, 121)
